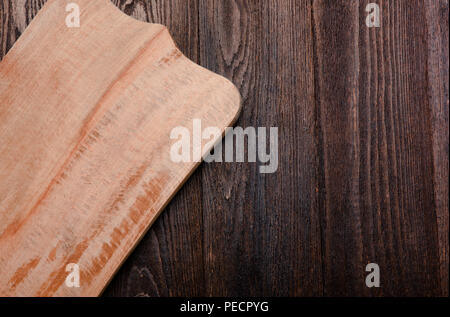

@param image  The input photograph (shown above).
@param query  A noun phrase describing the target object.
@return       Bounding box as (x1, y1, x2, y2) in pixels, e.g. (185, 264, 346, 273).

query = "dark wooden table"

(1, 0, 448, 297)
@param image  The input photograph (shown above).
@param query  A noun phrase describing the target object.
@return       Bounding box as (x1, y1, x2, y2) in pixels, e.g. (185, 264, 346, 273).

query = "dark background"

(1, 0, 448, 296)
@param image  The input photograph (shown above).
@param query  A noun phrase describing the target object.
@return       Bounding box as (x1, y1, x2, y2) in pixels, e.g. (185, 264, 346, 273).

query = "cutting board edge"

(96, 95, 242, 297)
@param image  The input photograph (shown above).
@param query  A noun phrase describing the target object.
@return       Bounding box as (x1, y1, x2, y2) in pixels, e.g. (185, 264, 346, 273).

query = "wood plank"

(0, 0, 240, 296)
(312, 0, 366, 296)
(198, 0, 322, 296)
(312, 0, 443, 296)
(426, 0, 449, 297)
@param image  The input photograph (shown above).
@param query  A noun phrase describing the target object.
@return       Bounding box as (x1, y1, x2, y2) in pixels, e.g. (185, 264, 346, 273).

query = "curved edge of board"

(98, 99, 242, 297)
(103, 0, 243, 122)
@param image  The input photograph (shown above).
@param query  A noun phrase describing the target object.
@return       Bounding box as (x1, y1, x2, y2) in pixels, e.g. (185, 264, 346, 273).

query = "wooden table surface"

(1, 0, 448, 297)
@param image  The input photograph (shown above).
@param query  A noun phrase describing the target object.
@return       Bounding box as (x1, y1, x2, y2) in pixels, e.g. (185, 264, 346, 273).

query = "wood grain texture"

(1, 0, 448, 297)
(0, 0, 240, 296)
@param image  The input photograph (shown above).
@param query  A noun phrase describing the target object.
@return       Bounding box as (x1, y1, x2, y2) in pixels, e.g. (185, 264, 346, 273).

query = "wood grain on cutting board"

(0, 0, 241, 296)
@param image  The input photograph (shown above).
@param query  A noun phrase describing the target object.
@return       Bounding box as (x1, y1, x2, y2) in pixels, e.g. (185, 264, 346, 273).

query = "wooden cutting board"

(0, 0, 241, 297)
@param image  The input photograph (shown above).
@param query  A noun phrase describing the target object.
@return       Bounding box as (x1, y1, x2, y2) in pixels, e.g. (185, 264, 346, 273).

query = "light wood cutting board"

(0, 0, 241, 297)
